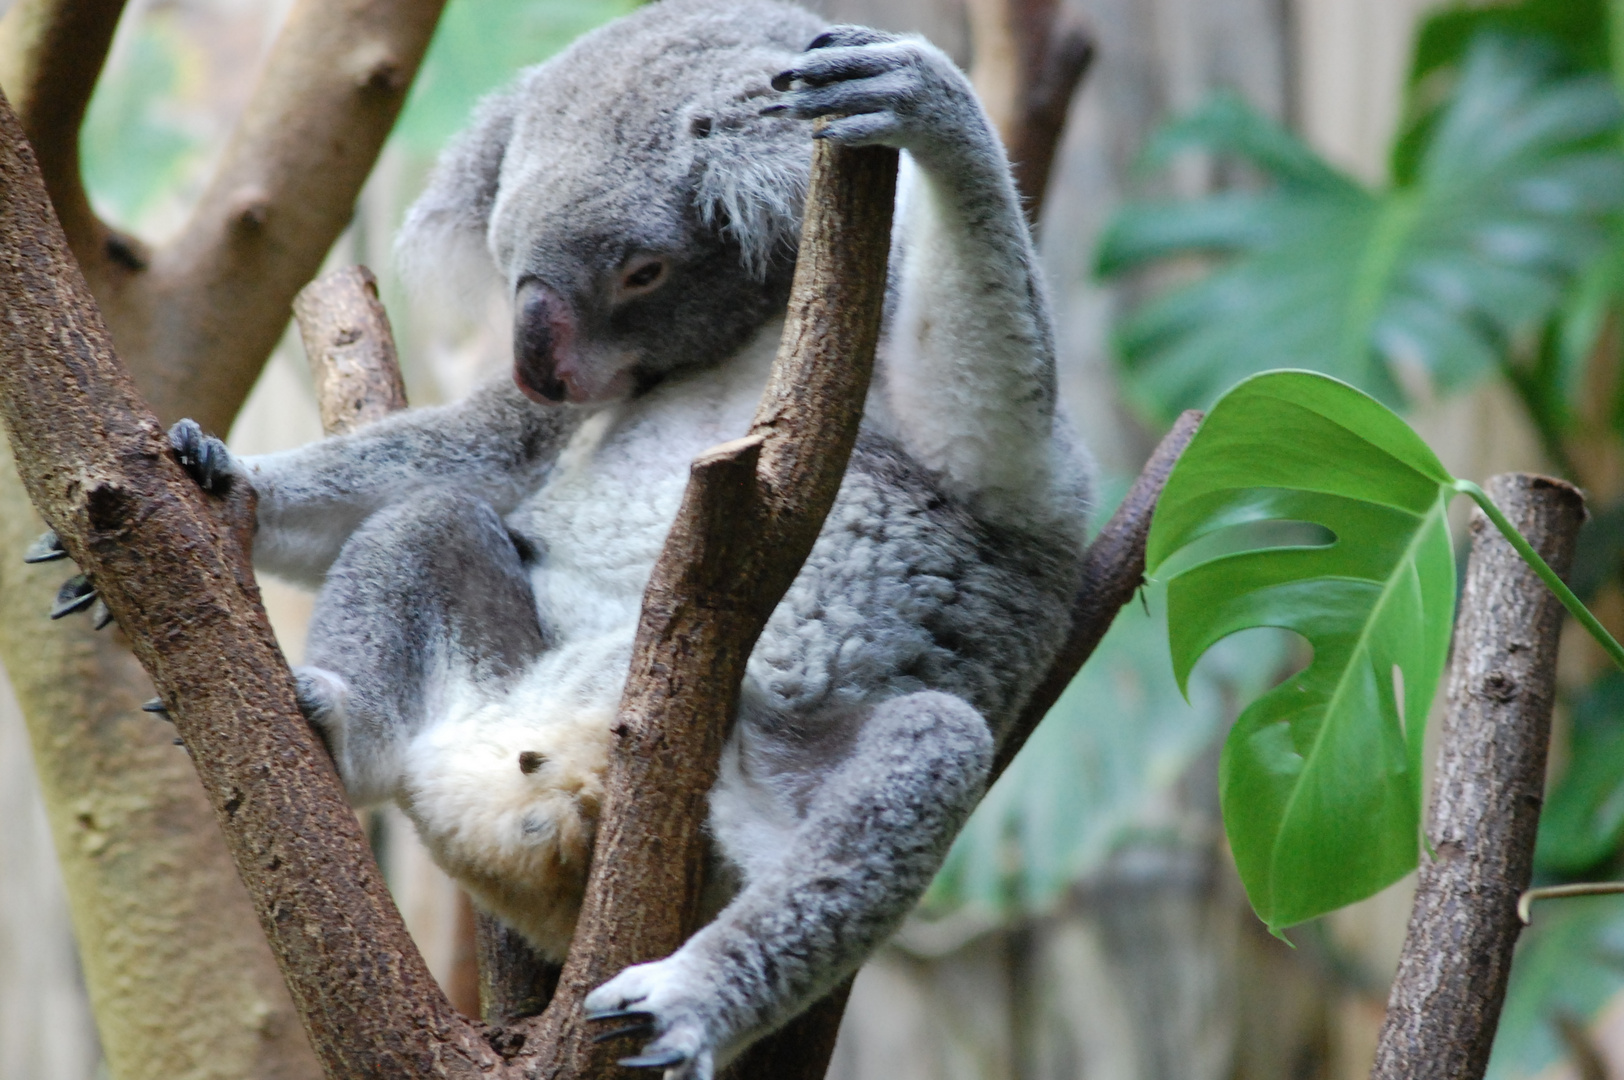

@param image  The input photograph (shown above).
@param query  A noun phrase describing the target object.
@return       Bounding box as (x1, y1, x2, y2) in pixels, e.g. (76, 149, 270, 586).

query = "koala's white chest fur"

(398, 325, 784, 957)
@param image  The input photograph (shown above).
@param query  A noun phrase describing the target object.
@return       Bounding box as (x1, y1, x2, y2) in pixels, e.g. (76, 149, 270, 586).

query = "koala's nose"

(513, 279, 574, 403)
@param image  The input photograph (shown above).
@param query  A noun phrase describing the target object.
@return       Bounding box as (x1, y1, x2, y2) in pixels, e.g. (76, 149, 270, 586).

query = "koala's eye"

(619, 258, 668, 296)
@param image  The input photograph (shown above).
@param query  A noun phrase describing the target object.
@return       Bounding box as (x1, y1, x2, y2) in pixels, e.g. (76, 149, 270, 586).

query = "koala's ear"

(691, 90, 812, 279)
(395, 87, 519, 303)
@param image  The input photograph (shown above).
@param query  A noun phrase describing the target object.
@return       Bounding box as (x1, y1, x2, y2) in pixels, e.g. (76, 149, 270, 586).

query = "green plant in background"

(1096, 36, 1624, 426)
(1097, 2, 1624, 1073)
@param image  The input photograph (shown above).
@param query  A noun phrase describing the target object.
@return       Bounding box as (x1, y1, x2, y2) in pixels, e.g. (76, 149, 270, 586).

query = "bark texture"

(0, 1, 444, 1074)
(522, 134, 900, 1080)
(294, 266, 411, 437)
(0, 89, 499, 1080)
(1369, 473, 1586, 1080)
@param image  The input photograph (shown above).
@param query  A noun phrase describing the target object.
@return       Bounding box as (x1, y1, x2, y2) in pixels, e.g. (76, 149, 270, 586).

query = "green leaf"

(1147, 371, 1458, 932)
(1098, 36, 1624, 422)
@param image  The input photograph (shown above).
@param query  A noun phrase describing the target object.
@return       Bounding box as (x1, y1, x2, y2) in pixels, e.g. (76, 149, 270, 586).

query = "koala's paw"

(584, 957, 717, 1080)
(763, 26, 978, 154)
(168, 418, 237, 495)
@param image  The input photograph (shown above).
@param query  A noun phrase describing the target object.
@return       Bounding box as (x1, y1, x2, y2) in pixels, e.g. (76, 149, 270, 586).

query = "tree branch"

(294, 265, 410, 435)
(1370, 473, 1586, 1080)
(516, 133, 900, 1080)
(0, 0, 125, 265)
(0, 88, 496, 1080)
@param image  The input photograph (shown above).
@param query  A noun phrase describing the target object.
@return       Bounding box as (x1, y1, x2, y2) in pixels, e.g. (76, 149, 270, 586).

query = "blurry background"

(3, 0, 1623, 1078)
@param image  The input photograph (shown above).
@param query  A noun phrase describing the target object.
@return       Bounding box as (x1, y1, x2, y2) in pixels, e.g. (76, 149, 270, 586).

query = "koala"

(156, 1, 1093, 1076)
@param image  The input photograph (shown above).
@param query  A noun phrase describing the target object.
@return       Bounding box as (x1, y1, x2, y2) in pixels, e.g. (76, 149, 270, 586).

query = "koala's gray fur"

(167, 2, 1093, 1076)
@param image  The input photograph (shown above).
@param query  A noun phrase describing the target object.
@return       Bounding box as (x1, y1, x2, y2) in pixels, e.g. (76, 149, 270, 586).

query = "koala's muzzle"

(513, 280, 574, 404)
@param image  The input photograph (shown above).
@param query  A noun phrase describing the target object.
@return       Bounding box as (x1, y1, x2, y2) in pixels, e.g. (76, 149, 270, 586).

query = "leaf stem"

(1517, 881, 1624, 924)
(1454, 479, 1624, 673)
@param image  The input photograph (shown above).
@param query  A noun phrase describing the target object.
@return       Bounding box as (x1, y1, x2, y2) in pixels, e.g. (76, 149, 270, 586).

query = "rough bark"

(0, 1, 445, 1074)
(518, 134, 900, 1080)
(0, 88, 501, 1080)
(294, 266, 411, 436)
(966, 0, 1095, 221)
(1369, 473, 1586, 1080)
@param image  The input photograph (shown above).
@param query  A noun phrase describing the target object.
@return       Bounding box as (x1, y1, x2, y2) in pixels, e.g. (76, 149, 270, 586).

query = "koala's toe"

(168, 418, 237, 495)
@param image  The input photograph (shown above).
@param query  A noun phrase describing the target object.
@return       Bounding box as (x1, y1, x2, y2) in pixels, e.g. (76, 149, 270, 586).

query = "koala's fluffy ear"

(395, 87, 519, 304)
(690, 96, 811, 279)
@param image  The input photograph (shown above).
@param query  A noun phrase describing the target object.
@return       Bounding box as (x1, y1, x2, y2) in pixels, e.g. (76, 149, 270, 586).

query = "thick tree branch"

(0, 0, 125, 265)
(131, 0, 445, 429)
(967, 0, 1095, 219)
(518, 134, 901, 1080)
(0, 88, 495, 1080)
(1370, 473, 1586, 1080)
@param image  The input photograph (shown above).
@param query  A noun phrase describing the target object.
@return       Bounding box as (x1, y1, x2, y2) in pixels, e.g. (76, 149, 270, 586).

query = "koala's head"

(397, 0, 826, 405)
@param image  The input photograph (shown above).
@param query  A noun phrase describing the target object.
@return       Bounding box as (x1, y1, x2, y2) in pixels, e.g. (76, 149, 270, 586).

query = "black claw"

(172, 737, 185, 746)
(618, 1050, 686, 1069)
(771, 69, 796, 91)
(584, 1007, 655, 1024)
(141, 697, 171, 718)
(760, 103, 787, 116)
(92, 599, 114, 630)
(24, 530, 68, 564)
(50, 575, 97, 619)
(590, 1021, 656, 1045)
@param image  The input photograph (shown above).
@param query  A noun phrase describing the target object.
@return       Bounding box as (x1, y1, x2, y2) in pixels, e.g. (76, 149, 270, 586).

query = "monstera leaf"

(1147, 371, 1458, 931)
(1097, 35, 1624, 420)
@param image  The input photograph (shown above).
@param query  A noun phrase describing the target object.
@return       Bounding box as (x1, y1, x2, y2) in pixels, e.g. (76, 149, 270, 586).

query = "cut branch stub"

(1370, 472, 1585, 1080)
(521, 135, 899, 1079)
(0, 89, 495, 1080)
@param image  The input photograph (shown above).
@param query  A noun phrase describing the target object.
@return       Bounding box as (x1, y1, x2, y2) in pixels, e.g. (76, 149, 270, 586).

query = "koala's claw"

(91, 599, 115, 631)
(50, 575, 97, 619)
(589, 1016, 658, 1045)
(141, 697, 171, 718)
(25, 529, 69, 564)
(168, 418, 236, 495)
(618, 1050, 688, 1070)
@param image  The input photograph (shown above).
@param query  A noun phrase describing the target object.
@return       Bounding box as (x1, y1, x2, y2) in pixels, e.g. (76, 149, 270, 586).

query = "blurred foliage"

(1096, 37, 1624, 424)
(1146, 371, 1457, 933)
(79, 0, 636, 231)
(1489, 895, 1624, 1080)
(1536, 672, 1624, 876)
(81, 10, 200, 227)
(393, 0, 641, 152)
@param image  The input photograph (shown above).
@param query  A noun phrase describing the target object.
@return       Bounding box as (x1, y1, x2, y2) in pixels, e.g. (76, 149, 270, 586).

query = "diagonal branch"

(0, 0, 446, 429)
(0, 88, 495, 1080)
(518, 134, 901, 1080)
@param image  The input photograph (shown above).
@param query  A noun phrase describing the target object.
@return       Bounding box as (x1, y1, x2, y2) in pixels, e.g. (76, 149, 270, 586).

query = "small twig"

(1518, 882, 1624, 924)
(294, 265, 409, 436)
(1371, 473, 1586, 1080)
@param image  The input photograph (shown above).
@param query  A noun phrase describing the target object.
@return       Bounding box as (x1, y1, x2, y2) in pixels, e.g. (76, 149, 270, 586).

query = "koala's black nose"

(513, 279, 570, 403)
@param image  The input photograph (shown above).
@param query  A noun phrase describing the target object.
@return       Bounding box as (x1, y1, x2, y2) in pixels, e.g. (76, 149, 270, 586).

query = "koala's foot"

(584, 957, 718, 1080)
(50, 573, 97, 619)
(24, 529, 68, 564)
(763, 26, 983, 160)
(168, 418, 237, 494)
